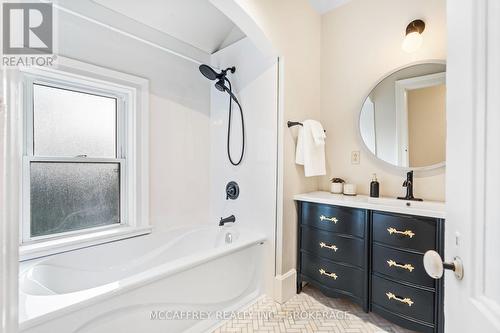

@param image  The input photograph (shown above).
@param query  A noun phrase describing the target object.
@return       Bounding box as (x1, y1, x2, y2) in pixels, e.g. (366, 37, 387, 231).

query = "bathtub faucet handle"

(219, 215, 236, 226)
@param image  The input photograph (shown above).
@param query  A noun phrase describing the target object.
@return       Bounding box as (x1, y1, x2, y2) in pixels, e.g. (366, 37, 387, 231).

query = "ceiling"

(91, 0, 246, 54)
(308, 0, 351, 14)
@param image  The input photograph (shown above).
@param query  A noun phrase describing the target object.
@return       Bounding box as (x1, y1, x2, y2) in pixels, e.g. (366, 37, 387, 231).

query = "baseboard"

(273, 269, 297, 304)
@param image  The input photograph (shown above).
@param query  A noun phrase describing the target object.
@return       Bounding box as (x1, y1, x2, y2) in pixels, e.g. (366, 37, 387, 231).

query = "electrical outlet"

(351, 151, 360, 165)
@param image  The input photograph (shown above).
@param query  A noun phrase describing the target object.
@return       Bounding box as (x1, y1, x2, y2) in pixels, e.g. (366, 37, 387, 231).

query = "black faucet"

(397, 171, 423, 201)
(219, 215, 236, 226)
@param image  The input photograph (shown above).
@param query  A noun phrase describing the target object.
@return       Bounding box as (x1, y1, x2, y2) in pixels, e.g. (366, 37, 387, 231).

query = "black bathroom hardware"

(226, 181, 240, 200)
(219, 215, 236, 226)
(287, 121, 326, 132)
(397, 170, 423, 201)
(199, 64, 245, 166)
(287, 121, 303, 128)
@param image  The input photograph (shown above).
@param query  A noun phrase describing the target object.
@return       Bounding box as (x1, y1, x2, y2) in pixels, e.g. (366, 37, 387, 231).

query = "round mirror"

(359, 62, 446, 170)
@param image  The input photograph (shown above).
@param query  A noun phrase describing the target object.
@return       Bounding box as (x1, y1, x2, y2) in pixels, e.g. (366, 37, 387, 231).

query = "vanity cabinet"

(370, 211, 444, 333)
(297, 202, 370, 311)
(296, 197, 444, 333)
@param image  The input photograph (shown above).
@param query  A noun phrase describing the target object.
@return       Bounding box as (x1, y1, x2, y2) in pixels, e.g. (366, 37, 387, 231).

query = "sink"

(293, 192, 446, 219)
(367, 196, 445, 212)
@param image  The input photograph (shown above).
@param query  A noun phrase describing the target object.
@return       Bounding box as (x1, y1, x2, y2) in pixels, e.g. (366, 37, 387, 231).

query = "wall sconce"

(402, 19, 425, 53)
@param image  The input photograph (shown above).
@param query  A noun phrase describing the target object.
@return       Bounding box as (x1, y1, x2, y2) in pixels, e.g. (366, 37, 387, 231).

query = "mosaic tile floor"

(213, 285, 416, 333)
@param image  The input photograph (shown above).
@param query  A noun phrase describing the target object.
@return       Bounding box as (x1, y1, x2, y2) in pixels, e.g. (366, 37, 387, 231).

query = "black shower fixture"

(215, 78, 227, 92)
(199, 64, 245, 166)
(199, 64, 219, 80)
(199, 64, 235, 82)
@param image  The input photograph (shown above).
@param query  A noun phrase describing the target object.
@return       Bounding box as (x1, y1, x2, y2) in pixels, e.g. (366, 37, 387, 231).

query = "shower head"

(199, 64, 235, 82)
(199, 64, 218, 81)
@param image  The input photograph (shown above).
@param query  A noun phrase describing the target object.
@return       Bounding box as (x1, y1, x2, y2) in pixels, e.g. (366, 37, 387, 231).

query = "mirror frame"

(357, 59, 447, 175)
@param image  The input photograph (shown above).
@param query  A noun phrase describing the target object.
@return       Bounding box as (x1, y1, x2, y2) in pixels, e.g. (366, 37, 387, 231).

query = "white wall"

(56, 8, 212, 230)
(210, 37, 278, 296)
(320, 0, 447, 201)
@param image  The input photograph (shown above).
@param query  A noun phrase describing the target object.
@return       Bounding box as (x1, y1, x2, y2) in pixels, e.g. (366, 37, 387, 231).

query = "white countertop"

(294, 191, 446, 219)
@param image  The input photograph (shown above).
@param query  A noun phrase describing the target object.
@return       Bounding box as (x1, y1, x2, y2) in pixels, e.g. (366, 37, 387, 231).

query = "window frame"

(23, 76, 127, 242)
(18, 58, 150, 260)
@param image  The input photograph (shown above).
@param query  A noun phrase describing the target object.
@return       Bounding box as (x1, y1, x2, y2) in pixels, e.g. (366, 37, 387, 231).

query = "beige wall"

(241, 0, 446, 276)
(408, 84, 446, 167)
(239, 0, 321, 274)
(320, 0, 447, 201)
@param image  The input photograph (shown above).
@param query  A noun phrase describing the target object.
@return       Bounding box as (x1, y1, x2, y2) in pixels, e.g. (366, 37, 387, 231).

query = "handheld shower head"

(215, 78, 227, 92)
(198, 64, 244, 166)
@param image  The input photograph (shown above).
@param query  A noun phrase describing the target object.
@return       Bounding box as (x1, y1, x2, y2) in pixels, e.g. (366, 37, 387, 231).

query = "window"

(19, 60, 150, 256)
(24, 79, 125, 241)
(33, 84, 117, 158)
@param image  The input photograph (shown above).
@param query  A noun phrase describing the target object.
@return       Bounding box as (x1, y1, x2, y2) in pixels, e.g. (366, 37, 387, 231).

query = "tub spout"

(219, 215, 236, 226)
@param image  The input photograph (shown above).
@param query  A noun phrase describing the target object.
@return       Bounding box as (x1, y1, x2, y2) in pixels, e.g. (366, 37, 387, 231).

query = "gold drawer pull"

(320, 215, 338, 224)
(386, 292, 414, 306)
(387, 259, 414, 272)
(387, 227, 415, 238)
(319, 242, 338, 252)
(319, 268, 338, 280)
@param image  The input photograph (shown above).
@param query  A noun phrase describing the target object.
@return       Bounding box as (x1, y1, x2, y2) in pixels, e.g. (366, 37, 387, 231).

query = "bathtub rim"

(19, 227, 266, 331)
(19, 225, 153, 262)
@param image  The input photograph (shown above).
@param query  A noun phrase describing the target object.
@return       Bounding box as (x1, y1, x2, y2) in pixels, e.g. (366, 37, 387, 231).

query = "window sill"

(19, 226, 152, 262)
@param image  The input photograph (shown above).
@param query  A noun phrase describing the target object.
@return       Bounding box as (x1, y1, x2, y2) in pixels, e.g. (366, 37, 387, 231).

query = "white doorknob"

(423, 250, 464, 280)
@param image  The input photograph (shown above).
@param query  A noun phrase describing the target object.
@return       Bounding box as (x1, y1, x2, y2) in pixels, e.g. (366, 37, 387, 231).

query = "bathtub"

(19, 225, 266, 333)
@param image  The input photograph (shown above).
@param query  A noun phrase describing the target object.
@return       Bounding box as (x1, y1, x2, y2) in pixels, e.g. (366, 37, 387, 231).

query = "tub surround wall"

(210, 37, 278, 297)
(149, 96, 210, 227)
(320, 0, 447, 201)
(56, 7, 211, 230)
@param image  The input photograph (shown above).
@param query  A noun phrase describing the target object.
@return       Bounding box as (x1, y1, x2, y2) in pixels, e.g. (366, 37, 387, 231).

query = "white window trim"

(17, 57, 150, 261)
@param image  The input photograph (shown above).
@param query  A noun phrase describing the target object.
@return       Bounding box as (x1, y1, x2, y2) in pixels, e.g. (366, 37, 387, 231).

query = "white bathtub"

(19, 226, 266, 333)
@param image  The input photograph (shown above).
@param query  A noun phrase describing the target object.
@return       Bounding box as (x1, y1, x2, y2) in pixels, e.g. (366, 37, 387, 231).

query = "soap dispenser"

(370, 174, 379, 198)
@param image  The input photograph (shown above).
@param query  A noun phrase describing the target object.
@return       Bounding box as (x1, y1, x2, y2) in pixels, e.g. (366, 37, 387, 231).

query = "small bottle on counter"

(370, 173, 379, 198)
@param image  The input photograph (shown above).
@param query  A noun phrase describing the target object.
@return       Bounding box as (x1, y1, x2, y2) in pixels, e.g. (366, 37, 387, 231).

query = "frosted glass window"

(30, 162, 120, 237)
(33, 84, 117, 157)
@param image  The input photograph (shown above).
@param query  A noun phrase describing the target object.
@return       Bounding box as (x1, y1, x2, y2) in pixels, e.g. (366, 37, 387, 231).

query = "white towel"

(295, 120, 326, 177)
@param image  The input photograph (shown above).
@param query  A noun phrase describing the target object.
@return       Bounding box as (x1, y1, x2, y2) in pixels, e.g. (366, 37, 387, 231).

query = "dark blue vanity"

(296, 193, 445, 333)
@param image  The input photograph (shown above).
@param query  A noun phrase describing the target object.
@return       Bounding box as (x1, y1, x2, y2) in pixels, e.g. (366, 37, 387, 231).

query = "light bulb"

(402, 31, 423, 53)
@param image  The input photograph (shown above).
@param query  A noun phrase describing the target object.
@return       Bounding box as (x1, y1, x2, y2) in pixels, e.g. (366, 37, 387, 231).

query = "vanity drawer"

(372, 275, 435, 324)
(373, 244, 434, 288)
(301, 253, 364, 299)
(301, 227, 365, 267)
(301, 202, 365, 238)
(372, 211, 436, 253)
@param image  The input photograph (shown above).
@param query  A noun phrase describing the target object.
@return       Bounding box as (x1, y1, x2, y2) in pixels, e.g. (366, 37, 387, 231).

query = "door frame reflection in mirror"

(357, 59, 447, 175)
(395, 72, 446, 167)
